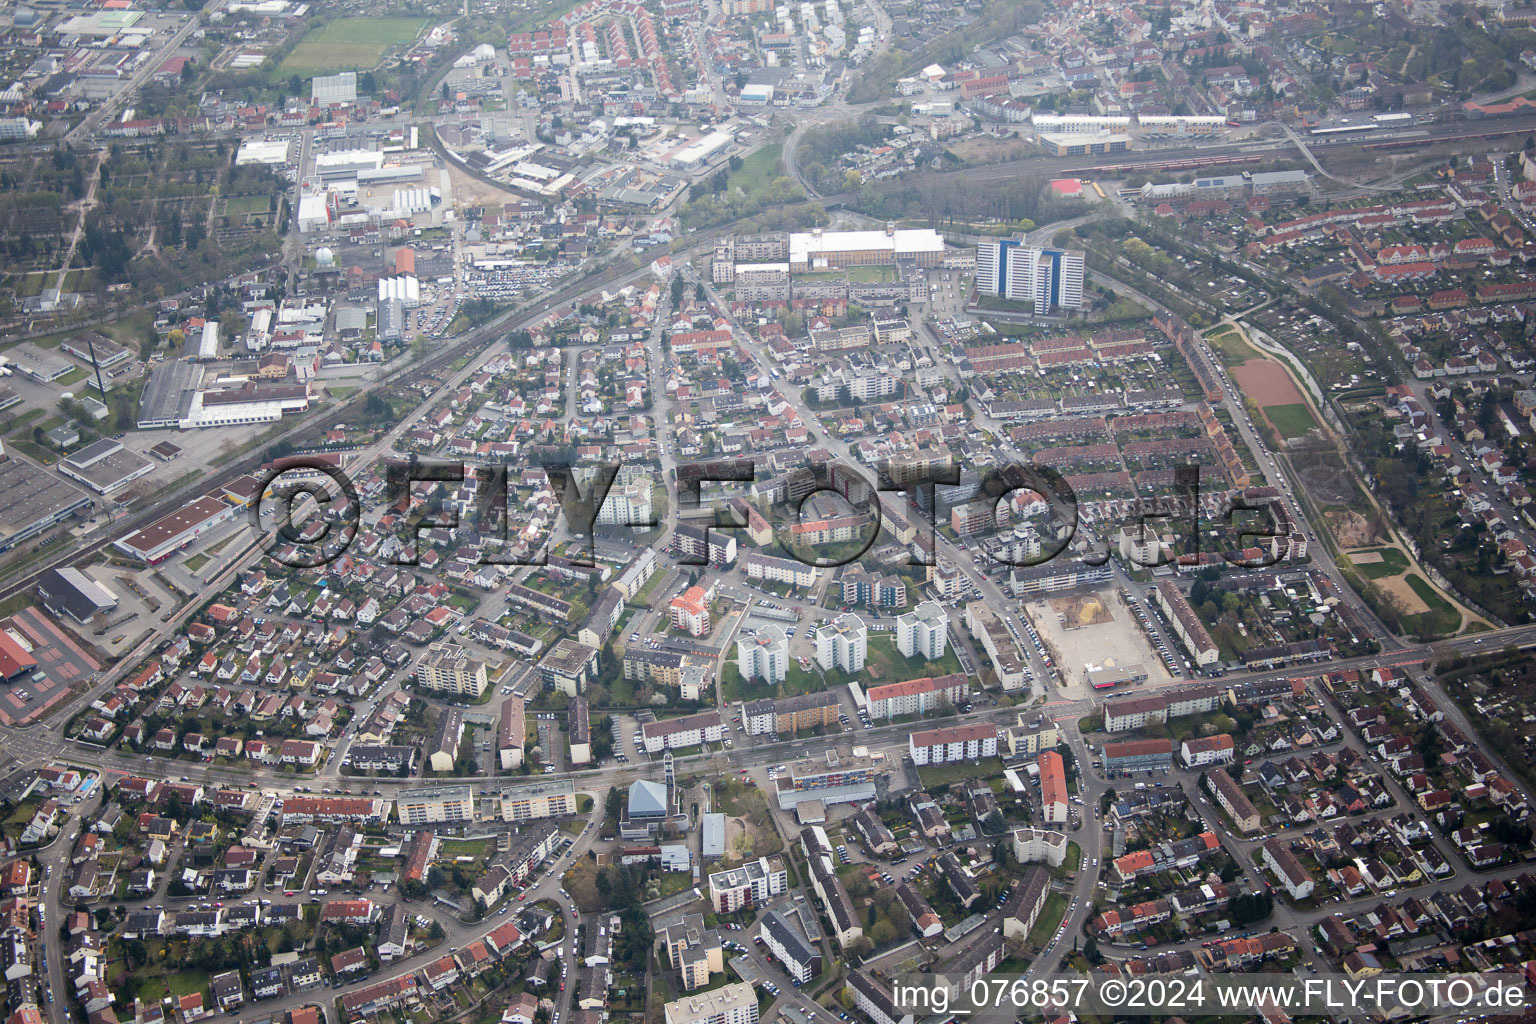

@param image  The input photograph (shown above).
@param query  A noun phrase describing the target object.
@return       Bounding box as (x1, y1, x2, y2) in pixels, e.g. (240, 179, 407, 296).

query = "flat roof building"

(7, 343, 73, 382)
(662, 982, 759, 1024)
(113, 496, 233, 563)
(58, 439, 154, 495)
(395, 785, 475, 826)
(137, 360, 203, 430)
(0, 458, 92, 553)
(787, 226, 945, 272)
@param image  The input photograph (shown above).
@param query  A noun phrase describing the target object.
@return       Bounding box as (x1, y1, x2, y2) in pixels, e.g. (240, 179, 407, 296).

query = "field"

(1232, 359, 1317, 444)
(1231, 360, 1304, 407)
(274, 18, 427, 77)
(1027, 891, 1068, 946)
(1264, 402, 1320, 439)
(1349, 547, 1409, 580)
(917, 756, 1003, 790)
(1205, 326, 1257, 365)
(1401, 573, 1460, 636)
(726, 144, 785, 194)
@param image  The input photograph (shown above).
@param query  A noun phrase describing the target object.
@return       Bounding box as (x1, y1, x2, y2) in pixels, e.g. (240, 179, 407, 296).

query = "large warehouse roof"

(788, 227, 944, 267)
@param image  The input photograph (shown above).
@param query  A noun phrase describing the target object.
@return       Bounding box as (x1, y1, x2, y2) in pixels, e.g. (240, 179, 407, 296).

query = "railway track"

(0, 249, 673, 604)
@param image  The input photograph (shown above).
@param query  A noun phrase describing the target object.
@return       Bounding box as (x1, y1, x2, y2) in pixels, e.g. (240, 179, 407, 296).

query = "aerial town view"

(15, 0, 1536, 1020)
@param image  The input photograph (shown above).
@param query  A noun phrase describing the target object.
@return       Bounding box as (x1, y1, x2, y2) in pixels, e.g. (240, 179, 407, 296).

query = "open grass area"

(136, 968, 209, 1003)
(1264, 402, 1319, 439)
(726, 144, 785, 195)
(1403, 573, 1461, 637)
(1350, 547, 1409, 580)
(440, 838, 491, 860)
(719, 661, 825, 703)
(861, 632, 964, 685)
(846, 264, 897, 283)
(7, 438, 57, 465)
(183, 553, 210, 573)
(917, 755, 1003, 791)
(1205, 326, 1257, 366)
(55, 365, 88, 387)
(274, 17, 427, 77)
(1027, 890, 1067, 946)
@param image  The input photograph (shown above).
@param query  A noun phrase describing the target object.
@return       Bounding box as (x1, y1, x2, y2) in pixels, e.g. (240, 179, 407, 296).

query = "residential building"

(975, 238, 1086, 312)
(815, 614, 867, 673)
(669, 587, 712, 638)
(895, 601, 948, 660)
(743, 691, 839, 736)
(541, 639, 599, 696)
(642, 711, 724, 753)
(1155, 581, 1219, 666)
(1208, 769, 1260, 833)
(662, 983, 759, 1024)
(396, 785, 475, 826)
(847, 972, 913, 1024)
(1262, 838, 1315, 900)
(759, 910, 821, 983)
(497, 778, 577, 822)
(1180, 734, 1235, 767)
(908, 723, 998, 766)
(428, 708, 463, 773)
(1039, 750, 1067, 824)
(1102, 738, 1174, 772)
(416, 642, 489, 698)
(736, 626, 787, 685)
(1001, 865, 1051, 940)
(706, 856, 786, 913)
(862, 674, 967, 720)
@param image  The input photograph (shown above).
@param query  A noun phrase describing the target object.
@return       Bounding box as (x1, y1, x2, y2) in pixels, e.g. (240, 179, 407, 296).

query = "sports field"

(274, 18, 427, 78)
(1264, 402, 1320, 439)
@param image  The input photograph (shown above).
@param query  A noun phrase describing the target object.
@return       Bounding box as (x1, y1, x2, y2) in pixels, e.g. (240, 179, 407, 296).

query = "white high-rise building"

(736, 626, 787, 684)
(975, 239, 1085, 314)
(596, 482, 654, 526)
(663, 983, 760, 1024)
(897, 600, 949, 661)
(814, 613, 867, 674)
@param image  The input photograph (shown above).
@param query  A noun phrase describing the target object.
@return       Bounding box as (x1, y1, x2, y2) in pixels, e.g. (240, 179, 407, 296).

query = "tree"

(670, 274, 685, 307)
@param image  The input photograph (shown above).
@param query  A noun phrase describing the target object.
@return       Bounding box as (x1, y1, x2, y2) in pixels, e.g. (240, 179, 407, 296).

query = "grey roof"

(38, 566, 117, 621)
(628, 779, 668, 818)
(761, 909, 820, 971)
(702, 813, 725, 857)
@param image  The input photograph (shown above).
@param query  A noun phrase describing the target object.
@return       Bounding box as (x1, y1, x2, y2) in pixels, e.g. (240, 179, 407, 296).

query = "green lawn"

(1264, 402, 1319, 439)
(1027, 891, 1067, 946)
(846, 264, 897, 283)
(224, 195, 271, 218)
(440, 838, 491, 860)
(1403, 574, 1461, 637)
(727, 144, 786, 194)
(183, 553, 210, 573)
(917, 756, 1003, 790)
(137, 969, 209, 1003)
(7, 439, 57, 465)
(719, 661, 825, 703)
(1351, 547, 1409, 580)
(275, 17, 428, 77)
(1205, 327, 1256, 365)
(861, 632, 965, 685)
(55, 366, 88, 387)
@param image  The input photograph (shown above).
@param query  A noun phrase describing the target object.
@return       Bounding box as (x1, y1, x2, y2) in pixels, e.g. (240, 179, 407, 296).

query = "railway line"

(10, 109, 1536, 601)
(0, 249, 683, 604)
